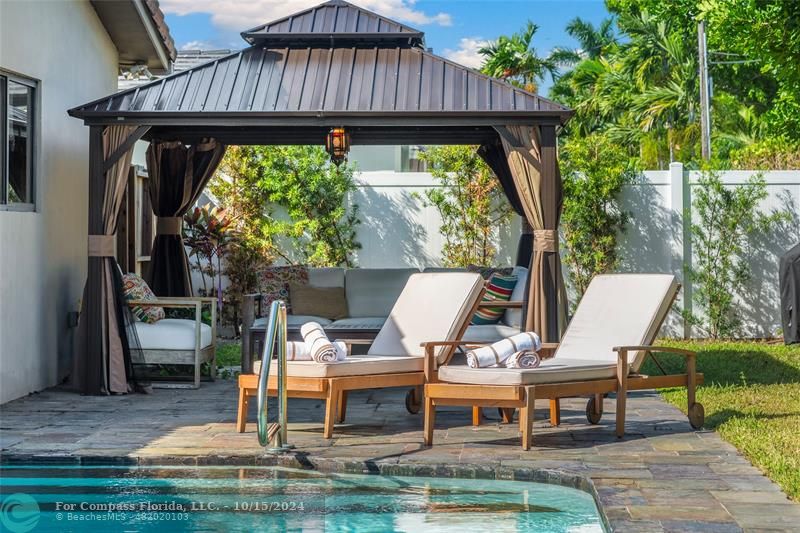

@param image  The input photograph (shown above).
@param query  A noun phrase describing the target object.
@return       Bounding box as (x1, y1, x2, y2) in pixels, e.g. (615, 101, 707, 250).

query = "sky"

(162, 0, 611, 92)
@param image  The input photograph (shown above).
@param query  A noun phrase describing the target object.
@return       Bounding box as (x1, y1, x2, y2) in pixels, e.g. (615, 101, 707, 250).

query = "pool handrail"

(257, 300, 290, 451)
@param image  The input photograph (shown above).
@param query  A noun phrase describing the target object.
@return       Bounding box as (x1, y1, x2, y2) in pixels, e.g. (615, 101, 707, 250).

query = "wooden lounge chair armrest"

(613, 345, 696, 357)
(420, 340, 489, 349)
(477, 300, 524, 309)
(159, 296, 217, 303)
(539, 343, 559, 359)
(126, 299, 201, 309)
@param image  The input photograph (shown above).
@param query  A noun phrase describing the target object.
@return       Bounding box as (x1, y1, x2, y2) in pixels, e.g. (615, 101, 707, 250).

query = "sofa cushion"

(467, 265, 514, 279)
(253, 354, 423, 378)
(503, 265, 528, 329)
(122, 273, 164, 324)
(438, 358, 617, 386)
(462, 323, 521, 343)
(369, 272, 485, 362)
(327, 317, 386, 330)
(308, 267, 345, 288)
(255, 265, 309, 314)
(422, 267, 465, 273)
(253, 315, 332, 330)
(134, 319, 212, 351)
(288, 283, 348, 320)
(471, 274, 517, 325)
(345, 268, 418, 317)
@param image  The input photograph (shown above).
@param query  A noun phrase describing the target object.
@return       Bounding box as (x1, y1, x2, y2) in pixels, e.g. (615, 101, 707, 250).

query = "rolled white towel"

(300, 322, 347, 363)
(286, 340, 347, 362)
(466, 332, 542, 368)
(506, 351, 541, 369)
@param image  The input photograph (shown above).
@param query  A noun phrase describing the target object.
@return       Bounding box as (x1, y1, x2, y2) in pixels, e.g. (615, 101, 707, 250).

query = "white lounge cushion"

(555, 274, 678, 370)
(369, 272, 485, 362)
(253, 354, 423, 378)
(462, 324, 521, 343)
(327, 317, 386, 330)
(134, 319, 212, 351)
(345, 268, 418, 317)
(438, 358, 617, 386)
(253, 315, 332, 329)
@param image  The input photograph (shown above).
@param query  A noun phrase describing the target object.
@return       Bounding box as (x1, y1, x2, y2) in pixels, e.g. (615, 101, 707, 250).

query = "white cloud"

(160, 0, 451, 32)
(179, 40, 217, 50)
(442, 37, 487, 69)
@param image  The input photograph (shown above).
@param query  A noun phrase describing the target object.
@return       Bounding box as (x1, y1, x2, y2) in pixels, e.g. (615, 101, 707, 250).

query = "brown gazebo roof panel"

(241, 0, 425, 46)
(71, 45, 570, 119)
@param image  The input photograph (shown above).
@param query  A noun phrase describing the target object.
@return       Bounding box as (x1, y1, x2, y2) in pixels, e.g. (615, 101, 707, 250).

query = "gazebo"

(68, 0, 573, 395)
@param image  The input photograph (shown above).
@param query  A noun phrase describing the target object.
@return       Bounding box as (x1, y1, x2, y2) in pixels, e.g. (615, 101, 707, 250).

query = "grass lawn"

(216, 341, 242, 368)
(644, 340, 800, 501)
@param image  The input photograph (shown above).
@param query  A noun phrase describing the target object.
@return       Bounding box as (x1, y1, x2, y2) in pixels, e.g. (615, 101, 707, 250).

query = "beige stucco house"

(0, 0, 175, 403)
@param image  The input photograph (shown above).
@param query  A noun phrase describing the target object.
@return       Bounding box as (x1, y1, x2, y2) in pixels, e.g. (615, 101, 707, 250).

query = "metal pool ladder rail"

(257, 300, 292, 453)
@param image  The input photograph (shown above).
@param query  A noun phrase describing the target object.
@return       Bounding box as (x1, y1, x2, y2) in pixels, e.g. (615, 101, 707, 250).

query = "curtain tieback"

(157, 216, 183, 235)
(88, 235, 115, 257)
(533, 230, 558, 253)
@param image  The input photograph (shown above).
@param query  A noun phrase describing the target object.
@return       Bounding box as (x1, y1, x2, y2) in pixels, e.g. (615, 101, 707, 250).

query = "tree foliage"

(548, 0, 800, 169)
(687, 171, 786, 338)
(560, 133, 636, 296)
(479, 21, 558, 94)
(418, 146, 513, 268)
(211, 145, 361, 269)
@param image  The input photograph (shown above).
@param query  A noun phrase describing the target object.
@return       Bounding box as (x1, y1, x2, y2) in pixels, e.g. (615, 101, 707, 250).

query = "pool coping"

(0, 452, 611, 531)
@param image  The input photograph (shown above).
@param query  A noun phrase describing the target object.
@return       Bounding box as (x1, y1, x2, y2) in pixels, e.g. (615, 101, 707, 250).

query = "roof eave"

(67, 109, 573, 127)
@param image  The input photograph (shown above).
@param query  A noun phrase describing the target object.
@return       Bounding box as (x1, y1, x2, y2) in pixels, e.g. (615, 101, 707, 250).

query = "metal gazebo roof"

(68, 0, 572, 143)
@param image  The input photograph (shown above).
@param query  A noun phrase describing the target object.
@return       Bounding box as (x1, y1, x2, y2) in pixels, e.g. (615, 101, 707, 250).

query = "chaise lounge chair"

(422, 274, 705, 450)
(237, 272, 486, 438)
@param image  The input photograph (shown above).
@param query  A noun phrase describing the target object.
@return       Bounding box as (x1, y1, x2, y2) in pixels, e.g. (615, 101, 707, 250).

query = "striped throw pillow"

(471, 274, 518, 325)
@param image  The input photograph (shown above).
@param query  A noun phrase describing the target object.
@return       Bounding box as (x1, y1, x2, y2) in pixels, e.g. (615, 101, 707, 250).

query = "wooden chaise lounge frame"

(237, 273, 492, 439)
(421, 278, 706, 450)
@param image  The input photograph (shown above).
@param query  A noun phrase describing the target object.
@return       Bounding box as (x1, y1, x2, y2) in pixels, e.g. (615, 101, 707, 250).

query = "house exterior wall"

(0, 1, 119, 403)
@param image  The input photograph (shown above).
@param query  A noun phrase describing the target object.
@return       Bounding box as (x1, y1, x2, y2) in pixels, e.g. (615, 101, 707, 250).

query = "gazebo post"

(84, 125, 106, 393)
(539, 124, 562, 342)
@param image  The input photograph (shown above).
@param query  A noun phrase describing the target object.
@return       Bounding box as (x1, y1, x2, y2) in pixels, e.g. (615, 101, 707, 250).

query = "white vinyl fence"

(350, 164, 800, 338)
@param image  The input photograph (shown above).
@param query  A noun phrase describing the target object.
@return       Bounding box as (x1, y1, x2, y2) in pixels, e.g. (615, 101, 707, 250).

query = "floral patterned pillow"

(122, 274, 165, 323)
(255, 265, 309, 315)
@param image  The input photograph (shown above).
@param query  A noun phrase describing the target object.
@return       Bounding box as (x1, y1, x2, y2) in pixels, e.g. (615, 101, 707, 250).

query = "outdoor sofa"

(241, 266, 528, 371)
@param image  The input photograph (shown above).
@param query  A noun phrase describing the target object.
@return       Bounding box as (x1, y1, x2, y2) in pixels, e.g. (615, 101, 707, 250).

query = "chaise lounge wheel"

(405, 388, 421, 414)
(688, 402, 705, 429)
(586, 396, 603, 424)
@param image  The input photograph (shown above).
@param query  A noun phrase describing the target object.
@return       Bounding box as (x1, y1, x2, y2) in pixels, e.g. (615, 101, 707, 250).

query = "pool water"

(0, 465, 604, 532)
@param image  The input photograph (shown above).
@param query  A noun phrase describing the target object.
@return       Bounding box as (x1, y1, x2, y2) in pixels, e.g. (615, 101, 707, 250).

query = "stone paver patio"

(1, 380, 798, 531)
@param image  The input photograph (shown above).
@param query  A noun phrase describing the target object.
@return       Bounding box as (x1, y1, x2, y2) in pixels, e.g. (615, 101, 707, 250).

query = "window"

(1, 72, 37, 209)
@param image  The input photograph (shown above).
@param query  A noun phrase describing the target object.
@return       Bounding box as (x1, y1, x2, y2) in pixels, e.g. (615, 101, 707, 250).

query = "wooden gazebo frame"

(68, 0, 572, 396)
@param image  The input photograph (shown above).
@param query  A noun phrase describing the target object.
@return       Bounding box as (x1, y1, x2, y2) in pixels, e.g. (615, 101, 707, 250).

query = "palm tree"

(550, 17, 617, 66)
(479, 21, 557, 94)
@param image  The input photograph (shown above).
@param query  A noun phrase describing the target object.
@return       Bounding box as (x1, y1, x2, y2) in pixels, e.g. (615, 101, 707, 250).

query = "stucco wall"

(0, 1, 118, 403)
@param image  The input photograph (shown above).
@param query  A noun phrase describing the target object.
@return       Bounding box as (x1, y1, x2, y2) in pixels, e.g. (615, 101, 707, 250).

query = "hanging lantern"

(325, 127, 350, 166)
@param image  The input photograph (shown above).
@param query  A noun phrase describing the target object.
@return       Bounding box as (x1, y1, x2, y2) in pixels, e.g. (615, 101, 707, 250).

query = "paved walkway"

(1, 380, 798, 531)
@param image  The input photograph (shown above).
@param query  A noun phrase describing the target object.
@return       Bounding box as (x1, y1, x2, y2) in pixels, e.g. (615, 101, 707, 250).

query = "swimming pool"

(0, 465, 604, 532)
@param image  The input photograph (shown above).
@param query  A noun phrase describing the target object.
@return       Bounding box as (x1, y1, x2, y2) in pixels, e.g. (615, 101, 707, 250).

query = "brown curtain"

(497, 125, 568, 342)
(478, 141, 533, 268)
(146, 139, 226, 297)
(73, 125, 139, 394)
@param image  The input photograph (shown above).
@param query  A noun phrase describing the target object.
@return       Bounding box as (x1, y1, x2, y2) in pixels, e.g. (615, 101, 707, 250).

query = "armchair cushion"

(134, 319, 212, 350)
(122, 274, 164, 323)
